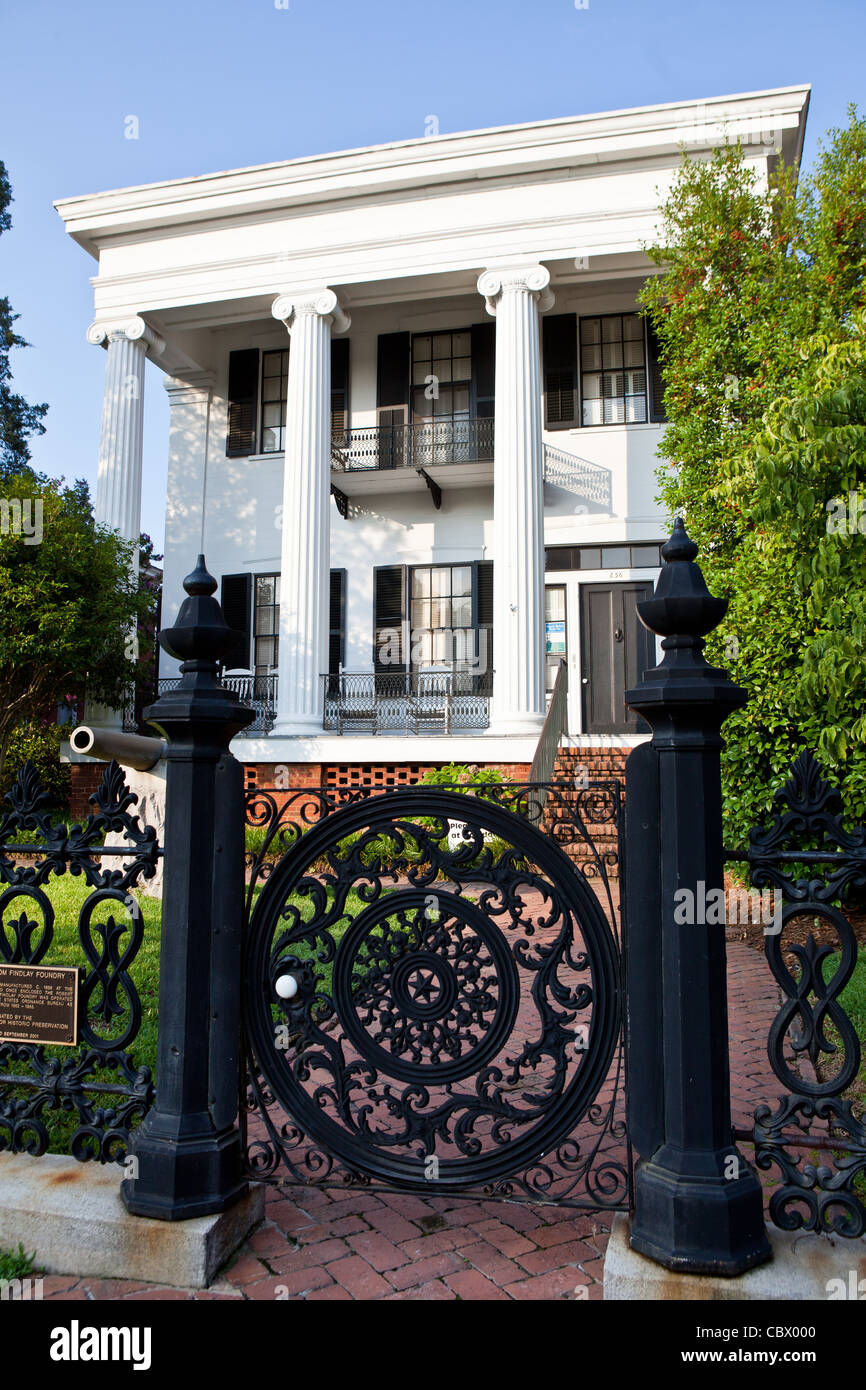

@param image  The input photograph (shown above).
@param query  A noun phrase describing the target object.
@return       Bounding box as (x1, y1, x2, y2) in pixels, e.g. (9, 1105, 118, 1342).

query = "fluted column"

(87, 316, 164, 729)
(271, 289, 350, 736)
(477, 265, 554, 735)
(87, 317, 164, 542)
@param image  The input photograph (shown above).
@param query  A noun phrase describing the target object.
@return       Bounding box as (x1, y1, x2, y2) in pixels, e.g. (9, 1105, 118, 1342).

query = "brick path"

(41, 937, 781, 1302)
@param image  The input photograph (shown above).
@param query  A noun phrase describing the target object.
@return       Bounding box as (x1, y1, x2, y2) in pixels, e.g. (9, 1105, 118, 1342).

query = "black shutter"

(226, 349, 260, 457)
(475, 560, 493, 695)
(331, 338, 350, 440)
(470, 322, 495, 418)
(221, 573, 252, 668)
(542, 314, 577, 430)
(646, 319, 667, 423)
(329, 568, 346, 674)
(376, 332, 410, 411)
(373, 564, 407, 674)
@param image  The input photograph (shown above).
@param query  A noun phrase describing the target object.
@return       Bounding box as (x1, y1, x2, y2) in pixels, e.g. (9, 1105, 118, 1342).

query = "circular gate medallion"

(244, 789, 620, 1193)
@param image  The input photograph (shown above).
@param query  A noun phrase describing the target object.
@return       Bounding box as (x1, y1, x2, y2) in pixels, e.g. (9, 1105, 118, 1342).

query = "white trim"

(230, 734, 540, 764)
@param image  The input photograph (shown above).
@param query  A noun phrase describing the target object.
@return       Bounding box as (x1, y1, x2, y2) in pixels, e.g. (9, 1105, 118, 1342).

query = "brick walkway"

(40, 938, 781, 1303)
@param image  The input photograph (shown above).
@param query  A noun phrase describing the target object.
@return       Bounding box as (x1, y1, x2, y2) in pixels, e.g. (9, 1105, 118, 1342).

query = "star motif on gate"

(406, 968, 440, 1005)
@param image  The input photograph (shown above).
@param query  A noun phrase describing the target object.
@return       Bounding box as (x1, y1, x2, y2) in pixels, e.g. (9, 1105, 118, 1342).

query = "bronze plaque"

(0, 964, 81, 1046)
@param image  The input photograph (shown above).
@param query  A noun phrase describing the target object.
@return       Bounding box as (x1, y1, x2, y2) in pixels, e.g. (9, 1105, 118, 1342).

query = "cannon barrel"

(69, 725, 166, 772)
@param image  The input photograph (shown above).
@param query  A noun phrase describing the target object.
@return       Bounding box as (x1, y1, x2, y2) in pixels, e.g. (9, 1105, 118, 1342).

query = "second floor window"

(261, 350, 289, 453)
(580, 314, 647, 426)
(411, 331, 471, 424)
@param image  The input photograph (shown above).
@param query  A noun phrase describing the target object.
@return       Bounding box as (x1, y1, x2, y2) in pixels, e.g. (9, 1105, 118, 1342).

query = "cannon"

(69, 725, 166, 772)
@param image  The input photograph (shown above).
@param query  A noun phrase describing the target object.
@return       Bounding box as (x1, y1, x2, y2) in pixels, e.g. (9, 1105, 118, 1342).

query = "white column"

(477, 265, 554, 736)
(87, 317, 163, 542)
(86, 316, 164, 729)
(161, 375, 214, 672)
(270, 289, 350, 736)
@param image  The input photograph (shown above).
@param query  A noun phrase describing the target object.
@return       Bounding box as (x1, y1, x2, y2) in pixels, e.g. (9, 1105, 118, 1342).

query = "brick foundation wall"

(68, 762, 106, 820)
(242, 761, 532, 791)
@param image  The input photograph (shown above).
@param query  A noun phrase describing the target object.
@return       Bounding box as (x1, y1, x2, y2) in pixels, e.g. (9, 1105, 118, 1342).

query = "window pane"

(431, 567, 450, 597)
(604, 397, 625, 424)
(622, 314, 643, 340)
(452, 356, 471, 380)
(451, 596, 471, 627)
(602, 372, 624, 399)
(413, 335, 431, 361)
(263, 352, 282, 377)
(602, 317, 621, 343)
(453, 387, 470, 414)
(411, 599, 430, 628)
(602, 546, 629, 568)
(413, 389, 433, 419)
(452, 565, 472, 595)
(579, 547, 601, 569)
(626, 395, 647, 423)
(274, 575, 281, 602)
(416, 631, 433, 665)
(432, 336, 451, 362)
(262, 377, 283, 402)
(413, 360, 431, 386)
(582, 373, 601, 400)
(581, 344, 602, 372)
(602, 342, 623, 370)
(582, 398, 603, 426)
(632, 544, 662, 567)
(261, 427, 279, 452)
(256, 576, 275, 605)
(412, 568, 430, 597)
(581, 318, 601, 345)
(263, 402, 283, 427)
(433, 389, 452, 416)
(452, 331, 471, 356)
(624, 339, 644, 368)
(256, 636, 276, 668)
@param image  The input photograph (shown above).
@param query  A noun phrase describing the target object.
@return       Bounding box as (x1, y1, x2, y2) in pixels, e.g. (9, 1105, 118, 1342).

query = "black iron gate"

(240, 780, 630, 1210)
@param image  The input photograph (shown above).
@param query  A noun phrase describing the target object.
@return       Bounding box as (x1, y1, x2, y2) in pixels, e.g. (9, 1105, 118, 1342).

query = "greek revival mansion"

(57, 85, 810, 784)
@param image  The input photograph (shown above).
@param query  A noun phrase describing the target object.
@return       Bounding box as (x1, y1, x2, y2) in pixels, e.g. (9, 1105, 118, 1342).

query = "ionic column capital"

(476, 265, 555, 317)
(271, 289, 351, 335)
(87, 315, 166, 358)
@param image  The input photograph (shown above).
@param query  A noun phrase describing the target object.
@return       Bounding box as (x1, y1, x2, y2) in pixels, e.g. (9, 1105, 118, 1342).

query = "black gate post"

(121, 557, 254, 1220)
(623, 520, 771, 1274)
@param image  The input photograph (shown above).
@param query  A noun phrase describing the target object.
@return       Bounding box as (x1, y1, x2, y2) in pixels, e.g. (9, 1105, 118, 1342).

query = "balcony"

(323, 670, 492, 735)
(329, 419, 612, 513)
(156, 669, 492, 737)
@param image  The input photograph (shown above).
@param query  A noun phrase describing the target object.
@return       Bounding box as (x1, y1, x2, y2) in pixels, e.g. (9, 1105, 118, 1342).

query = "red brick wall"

(242, 761, 532, 790)
(68, 763, 106, 820)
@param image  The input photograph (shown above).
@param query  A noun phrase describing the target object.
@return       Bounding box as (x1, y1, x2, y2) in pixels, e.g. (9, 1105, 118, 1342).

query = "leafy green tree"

(640, 110, 866, 840)
(0, 470, 154, 791)
(0, 161, 47, 475)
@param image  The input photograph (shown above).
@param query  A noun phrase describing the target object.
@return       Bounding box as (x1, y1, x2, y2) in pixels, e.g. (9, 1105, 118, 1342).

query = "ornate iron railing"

(240, 777, 628, 1209)
(322, 669, 492, 735)
(0, 761, 160, 1164)
(542, 443, 612, 511)
(331, 418, 495, 472)
(159, 674, 277, 734)
(726, 749, 866, 1237)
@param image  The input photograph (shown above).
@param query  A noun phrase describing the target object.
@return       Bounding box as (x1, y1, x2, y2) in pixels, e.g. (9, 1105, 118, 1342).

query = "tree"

(0, 470, 154, 790)
(639, 110, 866, 841)
(0, 161, 48, 475)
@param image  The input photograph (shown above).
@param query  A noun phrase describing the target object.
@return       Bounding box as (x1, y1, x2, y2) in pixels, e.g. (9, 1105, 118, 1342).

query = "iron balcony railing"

(158, 674, 278, 734)
(331, 418, 495, 472)
(323, 669, 492, 735)
(542, 443, 612, 510)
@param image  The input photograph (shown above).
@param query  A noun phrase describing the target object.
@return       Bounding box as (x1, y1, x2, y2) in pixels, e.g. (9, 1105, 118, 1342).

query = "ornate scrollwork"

(734, 748, 866, 1237)
(752, 1094, 866, 1238)
(0, 761, 158, 1164)
(242, 782, 628, 1209)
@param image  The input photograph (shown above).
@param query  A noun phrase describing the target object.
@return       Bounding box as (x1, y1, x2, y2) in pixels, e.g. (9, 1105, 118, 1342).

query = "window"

(411, 331, 471, 423)
(545, 542, 663, 571)
(580, 314, 647, 426)
(253, 574, 280, 675)
(410, 564, 474, 669)
(260, 350, 289, 453)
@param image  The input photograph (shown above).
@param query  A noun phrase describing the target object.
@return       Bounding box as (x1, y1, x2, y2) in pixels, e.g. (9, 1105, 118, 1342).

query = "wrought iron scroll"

(729, 749, 866, 1236)
(0, 760, 160, 1164)
(241, 779, 628, 1209)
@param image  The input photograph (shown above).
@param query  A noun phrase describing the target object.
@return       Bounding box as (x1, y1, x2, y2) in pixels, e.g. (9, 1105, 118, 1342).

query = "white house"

(56, 86, 810, 786)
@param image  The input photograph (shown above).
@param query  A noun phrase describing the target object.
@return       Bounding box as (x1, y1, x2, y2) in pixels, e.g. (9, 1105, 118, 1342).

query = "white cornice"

(55, 87, 810, 259)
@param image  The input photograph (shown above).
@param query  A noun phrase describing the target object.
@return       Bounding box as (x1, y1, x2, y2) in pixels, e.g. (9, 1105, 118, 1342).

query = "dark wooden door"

(579, 582, 654, 734)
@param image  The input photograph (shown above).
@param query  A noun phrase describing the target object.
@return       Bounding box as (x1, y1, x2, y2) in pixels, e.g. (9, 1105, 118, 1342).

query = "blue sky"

(1, 0, 864, 550)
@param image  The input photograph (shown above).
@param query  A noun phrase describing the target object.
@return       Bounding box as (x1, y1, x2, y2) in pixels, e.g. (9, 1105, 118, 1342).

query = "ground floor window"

(409, 563, 475, 671)
(254, 574, 280, 675)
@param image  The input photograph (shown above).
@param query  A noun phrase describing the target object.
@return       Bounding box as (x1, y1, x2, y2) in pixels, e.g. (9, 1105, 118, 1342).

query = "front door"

(579, 582, 654, 735)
